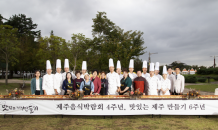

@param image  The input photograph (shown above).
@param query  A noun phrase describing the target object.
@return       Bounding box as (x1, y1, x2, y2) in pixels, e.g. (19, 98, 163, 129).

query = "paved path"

(0, 79, 31, 84)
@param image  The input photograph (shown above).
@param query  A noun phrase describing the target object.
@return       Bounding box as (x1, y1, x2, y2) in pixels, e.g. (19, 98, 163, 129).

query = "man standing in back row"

(142, 60, 150, 79)
(116, 60, 123, 80)
(172, 67, 185, 95)
(106, 58, 120, 95)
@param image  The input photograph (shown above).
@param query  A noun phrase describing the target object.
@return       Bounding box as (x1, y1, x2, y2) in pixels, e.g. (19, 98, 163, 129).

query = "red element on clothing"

(134, 81, 145, 93)
(90, 76, 101, 94)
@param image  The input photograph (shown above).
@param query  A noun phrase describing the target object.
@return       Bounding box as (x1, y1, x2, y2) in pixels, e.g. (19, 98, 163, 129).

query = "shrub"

(184, 75, 197, 83)
(197, 78, 207, 82)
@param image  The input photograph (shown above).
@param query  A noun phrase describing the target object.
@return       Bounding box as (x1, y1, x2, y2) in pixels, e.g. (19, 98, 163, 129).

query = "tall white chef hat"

(162, 65, 167, 74)
(155, 62, 160, 71)
(109, 58, 114, 67)
(142, 60, 147, 68)
(149, 63, 154, 71)
(116, 60, 121, 69)
(64, 59, 69, 68)
(56, 59, 61, 69)
(129, 59, 134, 68)
(82, 61, 87, 70)
(46, 60, 52, 70)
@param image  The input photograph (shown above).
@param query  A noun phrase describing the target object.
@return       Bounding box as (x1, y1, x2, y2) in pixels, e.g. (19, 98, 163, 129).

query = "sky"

(0, 0, 218, 67)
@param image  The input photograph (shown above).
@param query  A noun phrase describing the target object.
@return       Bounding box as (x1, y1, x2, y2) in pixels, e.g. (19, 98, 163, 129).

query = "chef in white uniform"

(116, 60, 123, 80)
(81, 61, 88, 79)
(167, 67, 174, 94)
(106, 58, 120, 95)
(128, 59, 137, 90)
(160, 66, 171, 95)
(42, 60, 55, 95)
(53, 59, 63, 95)
(154, 62, 162, 81)
(172, 67, 185, 95)
(61, 59, 71, 95)
(142, 60, 150, 79)
(146, 63, 160, 95)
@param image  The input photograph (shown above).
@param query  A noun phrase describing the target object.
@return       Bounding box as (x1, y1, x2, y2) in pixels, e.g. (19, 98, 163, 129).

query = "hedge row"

(184, 75, 197, 83)
(197, 68, 218, 75)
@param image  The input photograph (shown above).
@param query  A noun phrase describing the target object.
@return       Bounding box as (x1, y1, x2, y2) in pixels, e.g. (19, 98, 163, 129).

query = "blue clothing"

(30, 78, 43, 95)
(80, 80, 94, 92)
(62, 79, 74, 91)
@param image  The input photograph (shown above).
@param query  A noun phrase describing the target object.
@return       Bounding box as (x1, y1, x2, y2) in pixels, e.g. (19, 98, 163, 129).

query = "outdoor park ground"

(0, 79, 218, 130)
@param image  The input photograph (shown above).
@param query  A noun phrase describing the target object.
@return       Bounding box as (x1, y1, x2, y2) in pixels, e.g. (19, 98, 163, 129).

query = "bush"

(213, 77, 218, 81)
(184, 75, 197, 83)
(197, 78, 207, 82)
(197, 68, 218, 75)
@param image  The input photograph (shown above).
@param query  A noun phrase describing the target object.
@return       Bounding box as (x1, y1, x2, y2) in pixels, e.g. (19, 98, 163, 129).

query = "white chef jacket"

(155, 74, 163, 81)
(62, 71, 76, 81)
(42, 74, 55, 95)
(106, 72, 120, 95)
(167, 74, 174, 92)
(118, 74, 123, 81)
(71, 72, 76, 79)
(128, 72, 137, 89)
(160, 78, 171, 95)
(142, 73, 150, 79)
(173, 74, 185, 93)
(146, 76, 160, 95)
(81, 73, 88, 80)
(53, 72, 63, 95)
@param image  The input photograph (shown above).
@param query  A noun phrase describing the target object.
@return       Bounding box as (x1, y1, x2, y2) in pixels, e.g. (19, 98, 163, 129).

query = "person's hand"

(44, 92, 47, 95)
(120, 91, 124, 94)
(90, 92, 93, 95)
(117, 89, 120, 92)
(95, 93, 98, 95)
(32, 94, 35, 95)
(170, 92, 172, 95)
(55, 91, 58, 95)
(143, 93, 145, 95)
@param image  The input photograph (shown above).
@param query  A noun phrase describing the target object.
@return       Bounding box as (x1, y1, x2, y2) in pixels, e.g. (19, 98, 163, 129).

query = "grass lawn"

(185, 84, 218, 92)
(0, 115, 218, 130)
(0, 83, 31, 95)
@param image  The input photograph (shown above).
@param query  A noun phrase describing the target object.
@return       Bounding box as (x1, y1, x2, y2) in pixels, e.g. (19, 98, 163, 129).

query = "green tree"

(61, 33, 91, 72)
(37, 32, 67, 73)
(4, 14, 40, 75)
(91, 12, 146, 71)
(0, 25, 21, 84)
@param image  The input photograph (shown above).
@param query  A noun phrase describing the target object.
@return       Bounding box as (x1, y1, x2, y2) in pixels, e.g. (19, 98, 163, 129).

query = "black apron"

(100, 82, 105, 95)
(64, 81, 74, 95)
(119, 79, 129, 95)
(75, 82, 81, 90)
(82, 81, 92, 95)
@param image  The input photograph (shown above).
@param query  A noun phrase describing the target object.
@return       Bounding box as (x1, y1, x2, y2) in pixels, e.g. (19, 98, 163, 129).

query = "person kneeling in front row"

(80, 73, 95, 95)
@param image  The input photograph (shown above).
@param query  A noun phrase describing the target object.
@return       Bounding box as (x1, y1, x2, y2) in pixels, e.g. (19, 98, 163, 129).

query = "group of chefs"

(30, 58, 185, 96)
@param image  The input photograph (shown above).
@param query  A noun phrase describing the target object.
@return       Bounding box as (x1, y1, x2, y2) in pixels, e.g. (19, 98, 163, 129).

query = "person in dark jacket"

(30, 70, 43, 95)
(119, 69, 132, 95)
(100, 71, 108, 95)
(62, 72, 74, 95)
(90, 69, 101, 95)
(73, 70, 84, 90)
(133, 70, 149, 95)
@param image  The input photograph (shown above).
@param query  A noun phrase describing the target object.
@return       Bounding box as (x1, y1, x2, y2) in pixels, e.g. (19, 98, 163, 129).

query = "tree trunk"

(5, 59, 8, 85)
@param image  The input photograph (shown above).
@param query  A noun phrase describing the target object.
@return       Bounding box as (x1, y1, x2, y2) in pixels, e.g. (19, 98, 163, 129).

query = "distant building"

(190, 68, 195, 74)
(182, 68, 188, 75)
